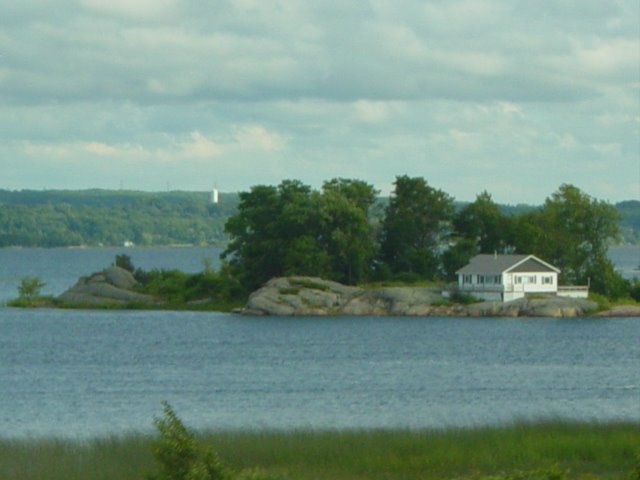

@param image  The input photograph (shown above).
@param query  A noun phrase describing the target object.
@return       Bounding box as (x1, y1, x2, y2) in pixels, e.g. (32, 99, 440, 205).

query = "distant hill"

(0, 190, 636, 247)
(0, 189, 238, 247)
(616, 200, 640, 244)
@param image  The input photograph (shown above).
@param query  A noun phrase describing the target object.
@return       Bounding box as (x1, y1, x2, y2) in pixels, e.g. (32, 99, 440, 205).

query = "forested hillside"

(616, 200, 640, 244)
(0, 189, 636, 248)
(0, 189, 238, 247)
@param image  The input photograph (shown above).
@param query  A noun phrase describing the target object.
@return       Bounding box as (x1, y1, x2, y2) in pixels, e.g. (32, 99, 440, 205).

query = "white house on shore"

(455, 254, 589, 302)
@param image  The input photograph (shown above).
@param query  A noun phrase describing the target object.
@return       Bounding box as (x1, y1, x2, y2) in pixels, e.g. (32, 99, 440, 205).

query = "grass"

(588, 292, 639, 312)
(6, 297, 245, 312)
(1, 421, 638, 480)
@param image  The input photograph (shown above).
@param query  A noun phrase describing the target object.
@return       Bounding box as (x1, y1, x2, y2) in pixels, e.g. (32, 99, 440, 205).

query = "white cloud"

(82, 142, 119, 156)
(232, 125, 285, 151)
(352, 100, 392, 123)
(180, 131, 224, 158)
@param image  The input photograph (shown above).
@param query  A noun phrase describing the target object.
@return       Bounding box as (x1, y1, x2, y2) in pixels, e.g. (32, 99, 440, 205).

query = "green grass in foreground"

(0, 421, 638, 480)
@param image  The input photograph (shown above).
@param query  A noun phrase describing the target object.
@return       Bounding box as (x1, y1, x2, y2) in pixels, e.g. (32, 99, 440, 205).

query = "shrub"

(141, 269, 189, 303)
(450, 290, 479, 305)
(588, 292, 611, 311)
(290, 279, 330, 291)
(148, 402, 227, 480)
(392, 272, 423, 284)
(148, 403, 276, 480)
(278, 288, 300, 296)
(17, 276, 45, 298)
(630, 452, 640, 480)
(115, 254, 135, 273)
(629, 279, 640, 303)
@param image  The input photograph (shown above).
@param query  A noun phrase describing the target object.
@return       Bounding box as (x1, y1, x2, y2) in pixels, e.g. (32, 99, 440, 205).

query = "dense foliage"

(378, 175, 453, 280)
(1, 182, 636, 300)
(0, 189, 237, 247)
(222, 179, 378, 291)
(223, 177, 633, 299)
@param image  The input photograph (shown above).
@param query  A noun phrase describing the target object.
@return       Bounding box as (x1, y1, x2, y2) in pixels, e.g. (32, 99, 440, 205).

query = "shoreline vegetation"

(5, 177, 640, 313)
(1, 417, 638, 480)
(6, 257, 640, 317)
(4, 252, 640, 317)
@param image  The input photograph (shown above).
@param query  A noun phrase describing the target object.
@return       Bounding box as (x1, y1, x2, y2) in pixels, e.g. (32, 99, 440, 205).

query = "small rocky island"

(238, 276, 600, 317)
(53, 268, 639, 318)
(59, 266, 156, 305)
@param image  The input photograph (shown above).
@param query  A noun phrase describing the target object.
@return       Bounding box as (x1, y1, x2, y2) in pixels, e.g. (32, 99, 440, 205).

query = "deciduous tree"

(379, 176, 453, 279)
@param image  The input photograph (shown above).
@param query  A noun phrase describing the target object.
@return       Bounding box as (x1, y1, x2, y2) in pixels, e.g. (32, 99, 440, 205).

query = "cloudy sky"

(1, 0, 638, 204)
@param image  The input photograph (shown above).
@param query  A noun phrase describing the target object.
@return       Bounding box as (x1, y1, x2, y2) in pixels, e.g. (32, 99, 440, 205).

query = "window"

(477, 275, 485, 284)
(463, 274, 472, 284)
(527, 275, 537, 284)
(542, 276, 553, 285)
(494, 275, 501, 284)
(515, 276, 522, 284)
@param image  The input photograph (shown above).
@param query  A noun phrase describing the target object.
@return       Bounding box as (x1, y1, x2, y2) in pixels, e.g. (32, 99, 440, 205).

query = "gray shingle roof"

(456, 254, 560, 275)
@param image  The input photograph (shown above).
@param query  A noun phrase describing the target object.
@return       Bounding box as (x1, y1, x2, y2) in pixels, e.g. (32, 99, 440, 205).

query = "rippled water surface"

(1, 308, 638, 438)
(0, 246, 638, 438)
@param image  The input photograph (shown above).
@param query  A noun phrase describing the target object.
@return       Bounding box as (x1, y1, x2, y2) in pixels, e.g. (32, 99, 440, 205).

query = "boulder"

(103, 266, 138, 290)
(58, 266, 156, 305)
(245, 276, 361, 316)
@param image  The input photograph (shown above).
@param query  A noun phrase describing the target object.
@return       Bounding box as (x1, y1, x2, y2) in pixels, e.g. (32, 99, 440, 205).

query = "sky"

(1, 0, 638, 204)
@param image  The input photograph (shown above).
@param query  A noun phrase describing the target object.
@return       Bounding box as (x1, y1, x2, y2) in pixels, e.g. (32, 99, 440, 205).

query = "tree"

(322, 178, 379, 215)
(317, 188, 377, 284)
(379, 176, 453, 279)
(528, 184, 624, 296)
(223, 179, 378, 290)
(222, 184, 283, 291)
(443, 191, 511, 279)
(18, 277, 45, 298)
(454, 191, 509, 254)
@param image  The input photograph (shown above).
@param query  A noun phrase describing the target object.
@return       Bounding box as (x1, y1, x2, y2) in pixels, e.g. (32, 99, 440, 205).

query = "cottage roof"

(456, 254, 560, 275)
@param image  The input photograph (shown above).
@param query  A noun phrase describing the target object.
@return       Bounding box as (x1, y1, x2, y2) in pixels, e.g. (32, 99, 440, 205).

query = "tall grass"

(0, 421, 638, 480)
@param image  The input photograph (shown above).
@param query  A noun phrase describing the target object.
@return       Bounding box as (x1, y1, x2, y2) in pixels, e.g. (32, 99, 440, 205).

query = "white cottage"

(455, 254, 588, 302)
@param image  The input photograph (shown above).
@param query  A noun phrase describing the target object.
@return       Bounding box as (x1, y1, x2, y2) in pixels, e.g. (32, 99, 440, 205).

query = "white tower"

(210, 187, 219, 204)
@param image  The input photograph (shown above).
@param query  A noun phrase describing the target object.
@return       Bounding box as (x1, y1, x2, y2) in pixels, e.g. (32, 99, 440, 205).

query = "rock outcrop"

(240, 276, 598, 317)
(58, 266, 157, 305)
(593, 305, 640, 317)
(466, 297, 597, 318)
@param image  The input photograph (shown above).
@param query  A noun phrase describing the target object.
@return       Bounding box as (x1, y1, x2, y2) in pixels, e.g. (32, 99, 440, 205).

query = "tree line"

(0, 189, 237, 247)
(222, 177, 633, 299)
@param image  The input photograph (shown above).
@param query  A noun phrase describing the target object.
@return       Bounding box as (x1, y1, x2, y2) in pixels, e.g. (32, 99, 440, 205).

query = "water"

(1, 309, 638, 438)
(608, 245, 640, 280)
(0, 246, 638, 438)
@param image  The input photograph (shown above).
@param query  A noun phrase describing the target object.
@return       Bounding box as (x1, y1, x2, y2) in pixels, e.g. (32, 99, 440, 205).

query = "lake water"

(0, 246, 638, 438)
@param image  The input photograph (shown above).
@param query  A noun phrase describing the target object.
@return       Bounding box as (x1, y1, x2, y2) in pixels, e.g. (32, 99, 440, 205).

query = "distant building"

(210, 188, 219, 204)
(456, 254, 588, 302)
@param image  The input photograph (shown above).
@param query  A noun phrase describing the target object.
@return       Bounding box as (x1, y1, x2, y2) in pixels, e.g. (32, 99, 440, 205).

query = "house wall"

(503, 272, 558, 294)
(458, 271, 559, 302)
